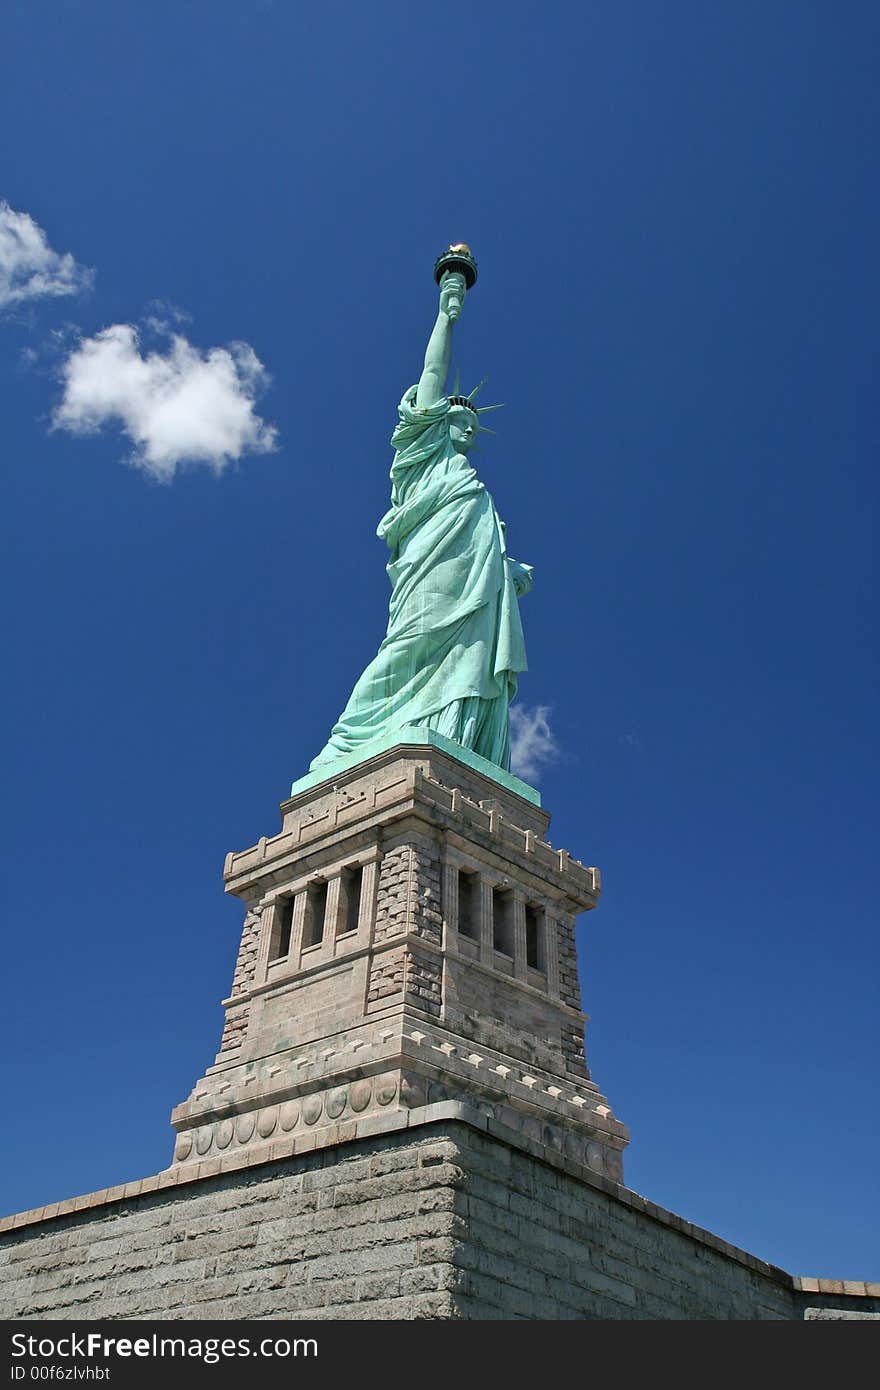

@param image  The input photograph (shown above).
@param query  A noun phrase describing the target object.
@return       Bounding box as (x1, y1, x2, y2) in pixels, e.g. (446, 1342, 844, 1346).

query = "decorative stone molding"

(171, 1056, 624, 1183)
(224, 748, 598, 913)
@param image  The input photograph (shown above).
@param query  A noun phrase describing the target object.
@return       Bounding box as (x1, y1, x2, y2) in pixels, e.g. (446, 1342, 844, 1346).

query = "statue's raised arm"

(416, 269, 466, 409)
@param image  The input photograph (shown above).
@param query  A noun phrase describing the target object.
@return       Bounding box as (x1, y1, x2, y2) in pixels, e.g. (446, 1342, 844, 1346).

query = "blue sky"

(1, 1, 877, 1284)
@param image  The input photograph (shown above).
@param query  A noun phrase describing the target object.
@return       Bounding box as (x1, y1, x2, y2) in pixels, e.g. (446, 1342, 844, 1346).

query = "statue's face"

(449, 405, 478, 454)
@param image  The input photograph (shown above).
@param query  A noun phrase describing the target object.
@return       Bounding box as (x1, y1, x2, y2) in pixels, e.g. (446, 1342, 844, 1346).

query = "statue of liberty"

(310, 245, 533, 776)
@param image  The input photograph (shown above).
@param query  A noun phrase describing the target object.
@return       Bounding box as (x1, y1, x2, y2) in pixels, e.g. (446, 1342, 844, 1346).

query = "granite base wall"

(1, 1110, 876, 1321)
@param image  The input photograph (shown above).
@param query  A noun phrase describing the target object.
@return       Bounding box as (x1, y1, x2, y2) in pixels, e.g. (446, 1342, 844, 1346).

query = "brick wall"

(218, 909, 262, 1055)
(2, 1114, 877, 1321)
(0, 1132, 461, 1321)
(374, 840, 443, 946)
(556, 914, 581, 1012)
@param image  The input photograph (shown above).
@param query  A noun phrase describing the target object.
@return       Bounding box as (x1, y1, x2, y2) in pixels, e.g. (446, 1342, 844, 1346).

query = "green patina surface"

(290, 726, 541, 807)
(307, 250, 534, 783)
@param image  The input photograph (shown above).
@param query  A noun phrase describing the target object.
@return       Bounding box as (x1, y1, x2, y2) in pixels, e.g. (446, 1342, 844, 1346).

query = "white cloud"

(52, 323, 278, 481)
(510, 704, 560, 782)
(0, 202, 93, 310)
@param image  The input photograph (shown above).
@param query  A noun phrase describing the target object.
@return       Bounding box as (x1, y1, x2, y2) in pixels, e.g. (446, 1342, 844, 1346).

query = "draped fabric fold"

(309, 386, 531, 773)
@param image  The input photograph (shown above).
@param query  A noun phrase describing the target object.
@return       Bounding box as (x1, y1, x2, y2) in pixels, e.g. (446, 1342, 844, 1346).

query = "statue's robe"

(310, 387, 532, 773)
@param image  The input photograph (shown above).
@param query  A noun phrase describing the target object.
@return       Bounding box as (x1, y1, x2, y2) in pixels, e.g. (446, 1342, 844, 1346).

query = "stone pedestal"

(169, 736, 629, 1182)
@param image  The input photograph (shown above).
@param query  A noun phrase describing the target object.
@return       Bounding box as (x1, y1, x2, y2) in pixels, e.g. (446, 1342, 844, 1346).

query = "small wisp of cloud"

(51, 320, 278, 482)
(618, 730, 643, 751)
(510, 704, 560, 782)
(0, 202, 93, 311)
(143, 299, 192, 333)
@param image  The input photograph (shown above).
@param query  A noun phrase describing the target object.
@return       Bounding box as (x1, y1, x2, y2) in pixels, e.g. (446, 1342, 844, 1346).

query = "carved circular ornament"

(326, 1087, 348, 1119)
(605, 1151, 623, 1183)
(174, 1134, 193, 1162)
(215, 1120, 234, 1150)
(280, 1101, 300, 1132)
(349, 1079, 372, 1112)
(257, 1107, 278, 1138)
(236, 1113, 256, 1144)
(302, 1094, 323, 1126)
(563, 1131, 586, 1164)
(375, 1076, 398, 1107)
(195, 1127, 213, 1156)
(586, 1141, 605, 1174)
